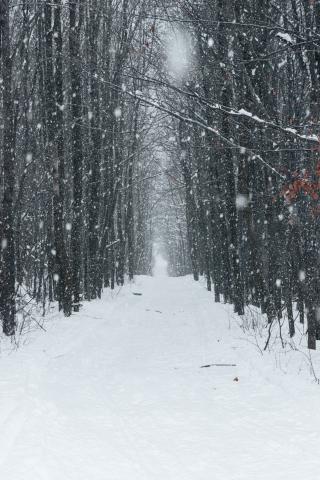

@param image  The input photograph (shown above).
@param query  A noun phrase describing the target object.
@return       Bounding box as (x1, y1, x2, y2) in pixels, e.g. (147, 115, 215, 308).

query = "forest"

(3, 1, 320, 479)
(1, 0, 320, 347)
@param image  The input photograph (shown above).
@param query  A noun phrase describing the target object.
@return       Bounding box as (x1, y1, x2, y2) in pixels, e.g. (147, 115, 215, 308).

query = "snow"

(276, 32, 295, 44)
(237, 108, 253, 117)
(1, 271, 320, 479)
(236, 194, 249, 210)
(113, 107, 122, 118)
(299, 270, 306, 282)
(152, 249, 168, 277)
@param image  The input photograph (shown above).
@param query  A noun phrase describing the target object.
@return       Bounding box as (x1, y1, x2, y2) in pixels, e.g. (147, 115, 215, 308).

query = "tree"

(0, 0, 16, 335)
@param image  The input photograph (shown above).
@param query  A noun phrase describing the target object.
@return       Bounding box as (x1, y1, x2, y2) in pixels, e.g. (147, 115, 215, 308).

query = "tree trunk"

(69, 0, 84, 311)
(0, 0, 16, 336)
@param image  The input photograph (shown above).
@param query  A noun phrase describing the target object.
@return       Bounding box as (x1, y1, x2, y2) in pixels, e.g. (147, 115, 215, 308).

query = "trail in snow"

(0, 274, 320, 480)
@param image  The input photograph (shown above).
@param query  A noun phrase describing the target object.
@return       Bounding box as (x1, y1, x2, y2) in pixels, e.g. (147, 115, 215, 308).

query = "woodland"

(1, 0, 320, 350)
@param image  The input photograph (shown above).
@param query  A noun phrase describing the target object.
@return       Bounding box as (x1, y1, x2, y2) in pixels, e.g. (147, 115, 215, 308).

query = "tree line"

(151, 0, 320, 350)
(0, 0, 158, 336)
(2, 0, 320, 351)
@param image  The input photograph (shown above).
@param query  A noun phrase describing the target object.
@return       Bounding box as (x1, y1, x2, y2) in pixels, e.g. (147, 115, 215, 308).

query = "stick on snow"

(200, 364, 237, 368)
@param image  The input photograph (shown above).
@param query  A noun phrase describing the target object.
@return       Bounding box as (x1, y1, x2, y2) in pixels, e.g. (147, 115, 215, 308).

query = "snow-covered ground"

(1, 271, 320, 479)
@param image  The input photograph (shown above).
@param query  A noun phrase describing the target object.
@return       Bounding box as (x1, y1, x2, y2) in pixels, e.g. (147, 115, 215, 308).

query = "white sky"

(166, 28, 191, 80)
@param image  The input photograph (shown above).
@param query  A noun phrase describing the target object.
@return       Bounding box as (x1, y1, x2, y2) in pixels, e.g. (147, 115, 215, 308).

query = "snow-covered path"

(1, 275, 320, 480)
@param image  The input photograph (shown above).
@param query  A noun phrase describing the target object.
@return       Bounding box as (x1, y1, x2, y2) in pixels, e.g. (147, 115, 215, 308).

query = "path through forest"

(1, 270, 320, 479)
